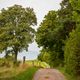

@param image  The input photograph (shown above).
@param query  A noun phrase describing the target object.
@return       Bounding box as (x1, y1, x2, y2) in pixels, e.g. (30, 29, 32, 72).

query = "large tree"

(64, 0, 80, 76)
(58, 0, 76, 37)
(36, 0, 77, 67)
(36, 11, 65, 66)
(0, 5, 37, 62)
(64, 28, 80, 75)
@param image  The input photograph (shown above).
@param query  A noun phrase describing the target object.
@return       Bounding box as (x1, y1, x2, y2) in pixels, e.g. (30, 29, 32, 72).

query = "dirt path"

(33, 68, 66, 80)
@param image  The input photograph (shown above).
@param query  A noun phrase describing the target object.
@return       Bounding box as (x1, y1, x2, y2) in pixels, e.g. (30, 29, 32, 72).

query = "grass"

(0, 59, 50, 80)
(0, 67, 38, 80)
(57, 67, 77, 80)
(13, 67, 38, 80)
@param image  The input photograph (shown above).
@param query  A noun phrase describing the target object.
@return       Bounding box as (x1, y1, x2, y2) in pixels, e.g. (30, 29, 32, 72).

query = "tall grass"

(0, 59, 50, 80)
(0, 67, 38, 80)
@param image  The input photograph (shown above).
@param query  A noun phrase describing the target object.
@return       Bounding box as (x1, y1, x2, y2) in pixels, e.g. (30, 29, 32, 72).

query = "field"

(0, 58, 50, 80)
(0, 67, 38, 80)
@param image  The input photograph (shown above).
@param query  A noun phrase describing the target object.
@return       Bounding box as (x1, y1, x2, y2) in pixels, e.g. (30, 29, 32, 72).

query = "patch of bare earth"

(33, 68, 66, 80)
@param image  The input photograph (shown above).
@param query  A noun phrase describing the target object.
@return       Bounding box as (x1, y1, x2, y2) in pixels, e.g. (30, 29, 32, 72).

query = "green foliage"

(36, 11, 63, 49)
(70, 0, 80, 11)
(38, 49, 51, 64)
(69, 0, 80, 25)
(64, 29, 80, 75)
(64, 0, 80, 76)
(0, 5, 37, 62)
(36, 0, 80, 68)
(36, 11, 65, 66)
(59, 0, 76, 37)
(36, 0, 75, 66)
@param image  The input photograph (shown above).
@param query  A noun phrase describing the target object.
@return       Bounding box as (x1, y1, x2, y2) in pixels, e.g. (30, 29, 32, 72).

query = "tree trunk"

(5, 52, 8, 59)
(5, 49, 8, 59)
(14, 50, 18, 64)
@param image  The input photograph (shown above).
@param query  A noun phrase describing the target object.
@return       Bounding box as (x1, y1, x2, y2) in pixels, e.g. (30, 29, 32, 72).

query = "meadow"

(0, 58, 50, 80)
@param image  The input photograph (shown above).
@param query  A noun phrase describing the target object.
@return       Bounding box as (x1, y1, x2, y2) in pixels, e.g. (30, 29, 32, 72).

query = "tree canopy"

(36, 0, 79, 68)
(0, 5, 37, 62)
(64, 0, 80, 76)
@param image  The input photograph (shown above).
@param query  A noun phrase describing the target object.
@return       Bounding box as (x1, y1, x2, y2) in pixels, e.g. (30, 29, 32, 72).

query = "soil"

(33, 68, 66, 80)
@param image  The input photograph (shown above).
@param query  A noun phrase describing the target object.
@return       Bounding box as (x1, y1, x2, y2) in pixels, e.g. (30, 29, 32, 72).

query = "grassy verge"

(0, 59, 50, 80)
(14, 67, 38, 80)
(0, 67, 38, 80)
(57, 67, 77, 80)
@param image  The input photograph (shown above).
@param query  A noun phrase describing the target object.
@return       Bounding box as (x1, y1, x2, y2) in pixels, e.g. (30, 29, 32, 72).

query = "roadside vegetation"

(0, 58, 50, 80)
(36, 0, 80, 80)
(0, 67, 38, 80)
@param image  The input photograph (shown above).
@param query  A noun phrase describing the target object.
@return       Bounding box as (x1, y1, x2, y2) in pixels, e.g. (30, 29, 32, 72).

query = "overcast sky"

(0, 0, 62, 28)
(0, 0, 62, 60)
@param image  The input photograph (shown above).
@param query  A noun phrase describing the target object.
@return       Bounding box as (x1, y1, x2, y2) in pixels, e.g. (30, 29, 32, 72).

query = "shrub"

(64, 29, 80, 76)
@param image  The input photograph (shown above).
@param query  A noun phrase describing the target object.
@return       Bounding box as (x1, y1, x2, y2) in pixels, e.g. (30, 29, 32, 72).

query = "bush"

(64, 29, 80, 76)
